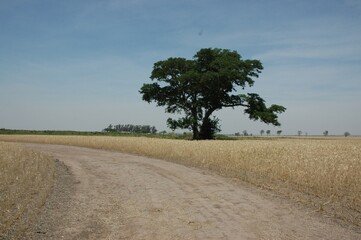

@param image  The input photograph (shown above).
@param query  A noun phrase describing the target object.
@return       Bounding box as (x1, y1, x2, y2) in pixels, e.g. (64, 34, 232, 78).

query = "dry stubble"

(0, 142, 55, 237)
(0, 135, 360, 226)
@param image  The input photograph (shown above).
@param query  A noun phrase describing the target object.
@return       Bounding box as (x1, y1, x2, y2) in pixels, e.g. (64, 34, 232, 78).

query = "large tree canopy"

(140, 48, 286, 140)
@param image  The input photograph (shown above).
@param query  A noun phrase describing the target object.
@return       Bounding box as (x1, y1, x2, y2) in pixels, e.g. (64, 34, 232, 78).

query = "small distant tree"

(242, 130, 248, 136)
(323, 130, 328, 136)
(266, 130, 271, 136)
(235, 132, 240, 136)
(276, 130, 282, 136)
(103, 124, 114, 132)
(260, 129, 265, 136)
(344, 131, 350, 137)
(150, 126, 157, 134)
(297, 130, 302, 136)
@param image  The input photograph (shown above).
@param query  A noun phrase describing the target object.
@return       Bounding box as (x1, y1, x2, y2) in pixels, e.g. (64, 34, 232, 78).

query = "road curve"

(18, 143, 361, 240)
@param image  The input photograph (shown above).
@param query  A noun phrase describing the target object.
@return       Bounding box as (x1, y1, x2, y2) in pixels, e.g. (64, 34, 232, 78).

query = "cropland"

(0, 135, 360, 239)
(0, 142, 54, 238)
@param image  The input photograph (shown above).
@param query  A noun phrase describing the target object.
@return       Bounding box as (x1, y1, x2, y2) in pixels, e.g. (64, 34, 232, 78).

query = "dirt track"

(17, 143, 361, 239)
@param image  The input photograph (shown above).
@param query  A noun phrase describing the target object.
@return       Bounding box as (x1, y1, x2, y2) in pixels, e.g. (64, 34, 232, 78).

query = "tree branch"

(222, 103, 249, 108)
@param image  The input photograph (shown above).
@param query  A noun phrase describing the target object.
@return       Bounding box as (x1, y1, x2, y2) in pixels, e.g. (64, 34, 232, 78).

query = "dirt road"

(18, 143, 361, 239)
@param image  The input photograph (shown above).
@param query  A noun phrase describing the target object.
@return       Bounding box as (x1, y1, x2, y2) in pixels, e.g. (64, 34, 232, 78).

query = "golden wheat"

(0, 135, 360, 225)
(0, 141, 55, 235)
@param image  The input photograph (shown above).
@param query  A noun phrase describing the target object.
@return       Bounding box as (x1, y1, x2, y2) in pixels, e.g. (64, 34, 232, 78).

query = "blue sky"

(1, 0, 360, 135)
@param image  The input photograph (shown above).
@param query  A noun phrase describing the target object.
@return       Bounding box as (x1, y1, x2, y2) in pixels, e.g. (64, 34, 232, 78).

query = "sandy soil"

(13, 143, 361, 239)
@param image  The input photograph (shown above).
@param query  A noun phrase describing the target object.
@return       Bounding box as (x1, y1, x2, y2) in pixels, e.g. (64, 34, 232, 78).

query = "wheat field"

(0, 135, 360, 226)
(0, 141, 55, 236)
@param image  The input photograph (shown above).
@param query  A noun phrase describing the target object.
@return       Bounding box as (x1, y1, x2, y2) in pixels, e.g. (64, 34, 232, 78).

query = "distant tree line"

(103, 124, 157, 134)
(0, 128, 108, 136)
(234, 129, 283, 136)
(259, 129, 282, 136)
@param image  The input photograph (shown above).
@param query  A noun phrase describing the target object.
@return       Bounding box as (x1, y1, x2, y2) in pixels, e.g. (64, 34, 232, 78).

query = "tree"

(297, 130, 302, 136)
(323, 130, 328, 136)
(242, 130, 248, 136)
(103, 124, 114, 132)
(276, 130, 282, 136)
(344, 131, 350, 137)
(266, 130, 271, 136)
(104, 124, 157, 134)
(140, 48, 286, 140)
(150, 126, 157, 134)
(260, 129, 265, 136)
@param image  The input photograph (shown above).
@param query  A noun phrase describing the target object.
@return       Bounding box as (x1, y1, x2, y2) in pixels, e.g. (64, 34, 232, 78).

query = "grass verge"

(0, 142, 55, 237)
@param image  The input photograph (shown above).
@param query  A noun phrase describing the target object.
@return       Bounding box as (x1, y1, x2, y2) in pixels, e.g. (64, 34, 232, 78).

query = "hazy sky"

(1, 0, 360, 135)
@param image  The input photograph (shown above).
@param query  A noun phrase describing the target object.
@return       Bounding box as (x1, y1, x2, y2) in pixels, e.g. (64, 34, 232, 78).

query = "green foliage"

(144, 48, 285, 140)
(140, 48, 286, 140)
(104, 124, 157, 134)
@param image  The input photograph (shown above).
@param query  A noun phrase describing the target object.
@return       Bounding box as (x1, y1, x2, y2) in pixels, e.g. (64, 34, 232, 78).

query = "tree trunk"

(199, 117, 213, 139)
(191, 108, 200, 140)
(199, 109, 217, 140)
(191, 122, 200, 140)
